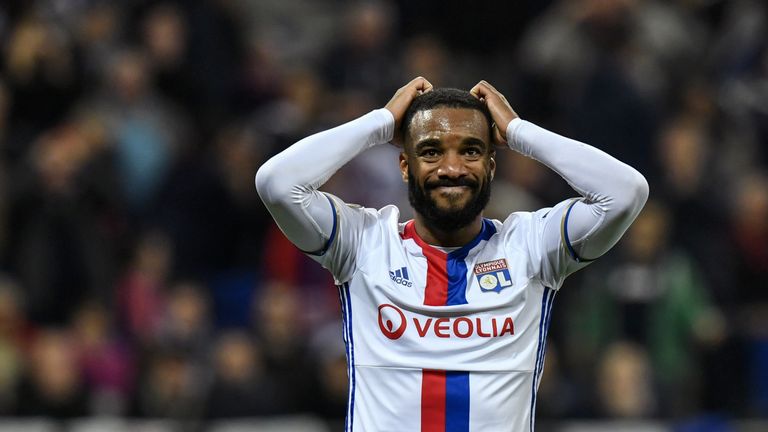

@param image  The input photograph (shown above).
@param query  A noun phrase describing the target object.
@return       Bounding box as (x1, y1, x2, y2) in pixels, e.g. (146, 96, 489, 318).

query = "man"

(256, 77, 648, 431)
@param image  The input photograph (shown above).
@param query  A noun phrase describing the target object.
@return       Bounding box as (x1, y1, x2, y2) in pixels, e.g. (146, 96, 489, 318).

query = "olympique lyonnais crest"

(474, 259, 512, 293)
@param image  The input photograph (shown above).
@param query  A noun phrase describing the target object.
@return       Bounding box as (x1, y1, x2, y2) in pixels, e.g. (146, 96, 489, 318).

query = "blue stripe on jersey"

(538, 291, 556, 384)
(535, 289, 556, 384)
(445, 219, 498, 306)
(338, 284, 355, 432)
(445, 371, 470, 432)
(345, 284, 356, 432)
(530, 287, 555, 432)
(563, 199, 596, 263)
(305, 194, 338, 256)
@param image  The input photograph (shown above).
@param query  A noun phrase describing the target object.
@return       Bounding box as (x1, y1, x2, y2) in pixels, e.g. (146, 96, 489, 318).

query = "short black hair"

(402, 88, 493, 145)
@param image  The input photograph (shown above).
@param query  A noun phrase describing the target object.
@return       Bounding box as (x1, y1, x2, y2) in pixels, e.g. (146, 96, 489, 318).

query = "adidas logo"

(389, 267, 413, 287)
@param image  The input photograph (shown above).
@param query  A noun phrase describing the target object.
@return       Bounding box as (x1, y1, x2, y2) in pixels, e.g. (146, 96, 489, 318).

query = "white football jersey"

(312, 193, 580, 432)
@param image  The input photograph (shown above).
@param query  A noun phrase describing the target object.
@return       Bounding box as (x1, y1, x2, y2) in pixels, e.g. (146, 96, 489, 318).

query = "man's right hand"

(385, 76, 433, 146)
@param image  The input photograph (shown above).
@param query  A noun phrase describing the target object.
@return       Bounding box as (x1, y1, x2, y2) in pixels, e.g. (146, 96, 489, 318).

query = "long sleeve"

(505, 118, 649, 285)
(255, 109, 395, 254)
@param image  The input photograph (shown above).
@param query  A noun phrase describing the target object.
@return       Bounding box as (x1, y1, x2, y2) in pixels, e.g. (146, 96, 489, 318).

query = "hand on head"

(470, 80, 518, 146)
(385, 77, 518, 147)
(385, 76, 434, 147)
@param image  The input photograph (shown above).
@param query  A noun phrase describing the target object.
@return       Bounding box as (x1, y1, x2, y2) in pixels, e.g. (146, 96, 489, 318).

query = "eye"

(420, 148, 440, 159)
(464, 147, 483, 158)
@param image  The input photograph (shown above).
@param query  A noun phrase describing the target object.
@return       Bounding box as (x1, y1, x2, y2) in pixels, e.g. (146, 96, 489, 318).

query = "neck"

(413, 213, 484, 248)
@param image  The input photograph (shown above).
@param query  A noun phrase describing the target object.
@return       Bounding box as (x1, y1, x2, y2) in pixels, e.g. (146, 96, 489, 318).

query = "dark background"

(0, 0, 766, 430)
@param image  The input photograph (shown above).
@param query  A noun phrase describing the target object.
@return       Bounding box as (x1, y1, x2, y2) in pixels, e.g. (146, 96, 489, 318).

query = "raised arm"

(471, 80, 649, 281)
(255, 77, 432, 254)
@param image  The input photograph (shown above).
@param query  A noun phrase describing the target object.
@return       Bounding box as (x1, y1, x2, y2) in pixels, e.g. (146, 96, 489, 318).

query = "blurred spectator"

(8, 112, 119, 324)
(310, 322, 348, 427)
(73, 3, 122, 82)
(156, 281, 212, 362)
(729, 171, 768, 306)
(252, 282, 320, 415)
(401, 35, 455, 87)
(322, 1, 399, 101)
(117, 230, 171, 345)
(155, 121, 272, 279)
(204, 330, 277, 419)
(729, 171, 768, 415)
(88, 48, 186, 214)
(130, 347, 203, 420)
(15, 329, 89, 418)
(0, 277, 29, 415)
(596, 341, 657, 418)
(3, 14, 83, 160)
(485, 151, 550, 219)
(72, 300, 135, 416)
(568, 201, 725, 417)
(0, 0, 763, 425)
(530, 344, 580, 419)
(141, 3, 193, 111)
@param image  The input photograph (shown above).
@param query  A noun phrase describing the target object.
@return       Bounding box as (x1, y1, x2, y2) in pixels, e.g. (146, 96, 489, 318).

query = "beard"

(407, 168, 492, 232)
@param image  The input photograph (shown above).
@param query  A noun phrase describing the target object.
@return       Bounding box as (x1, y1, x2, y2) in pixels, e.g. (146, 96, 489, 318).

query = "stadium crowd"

(0, 0, 766, 429)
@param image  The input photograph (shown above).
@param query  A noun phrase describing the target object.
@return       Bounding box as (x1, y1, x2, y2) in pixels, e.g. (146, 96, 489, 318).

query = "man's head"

(399, 88, 496, 232)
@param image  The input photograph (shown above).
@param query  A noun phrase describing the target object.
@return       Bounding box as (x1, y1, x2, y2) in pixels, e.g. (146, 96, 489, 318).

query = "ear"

(489, 154, 496, 181)
(399, 152, 409, 183)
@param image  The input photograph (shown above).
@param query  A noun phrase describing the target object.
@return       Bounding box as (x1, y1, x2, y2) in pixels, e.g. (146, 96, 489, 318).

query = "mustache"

(424, 178, 479, 190)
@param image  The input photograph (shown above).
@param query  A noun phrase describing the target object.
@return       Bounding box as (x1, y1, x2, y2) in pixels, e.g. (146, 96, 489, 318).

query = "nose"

(436, 151, 467, 179)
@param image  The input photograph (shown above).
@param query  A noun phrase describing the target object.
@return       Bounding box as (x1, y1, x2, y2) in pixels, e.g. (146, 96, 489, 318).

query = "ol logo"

(474, 258, 512, 293)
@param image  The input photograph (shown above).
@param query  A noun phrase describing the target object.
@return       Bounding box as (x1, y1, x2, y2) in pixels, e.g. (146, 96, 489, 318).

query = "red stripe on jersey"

(402, 221, 449, 306)
(421, 369, 446, 432)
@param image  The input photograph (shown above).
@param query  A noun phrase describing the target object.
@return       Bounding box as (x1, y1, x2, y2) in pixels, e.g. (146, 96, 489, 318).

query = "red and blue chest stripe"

(401, 219, 497, 432)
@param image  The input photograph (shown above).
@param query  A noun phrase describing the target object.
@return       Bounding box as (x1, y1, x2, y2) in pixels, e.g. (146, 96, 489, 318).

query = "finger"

(414, 76, 433, 94)
(470, 81, 494, 101)
(469, 83, 485, 99)
(478, 80, 500, 95)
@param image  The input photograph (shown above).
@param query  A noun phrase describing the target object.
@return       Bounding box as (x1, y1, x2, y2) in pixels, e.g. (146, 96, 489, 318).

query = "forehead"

(407, 107, 490, 147)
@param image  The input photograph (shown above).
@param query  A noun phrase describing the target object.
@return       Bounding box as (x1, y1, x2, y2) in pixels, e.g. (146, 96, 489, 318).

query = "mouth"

(433, 185, 471, 194)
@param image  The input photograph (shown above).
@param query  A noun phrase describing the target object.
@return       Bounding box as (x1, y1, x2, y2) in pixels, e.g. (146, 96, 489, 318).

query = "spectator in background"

(156, 281, 212, 364)
(484, 150, 549, 220)
(140, 3, 196, 119)
(0, 277, 29, 415)
(322, 1, 399, 101)
(596, 341, 657, 418)
(0, 0, 764, 425)
(729, 171, 768, 415)
(9, 110, 120, 324)
(72, 300, 135, 416)
(3, 14, 83, 160)
(130, 347, 202, 421)
(309, 323, 348, 428)
(87, 48, 186, 216)
(15, 329, 89, 418)
(204, 330, 277, 419)
(155, 121, 272, 279)
(73, 3, 122, 83)
(569, 201, 725, 417)
(117, 230, 171, 345)
(252, 282, 319, 415)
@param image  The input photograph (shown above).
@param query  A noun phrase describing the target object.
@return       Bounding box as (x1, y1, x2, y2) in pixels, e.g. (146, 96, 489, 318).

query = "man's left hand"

(470, 80, 519, 145)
